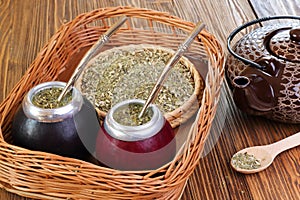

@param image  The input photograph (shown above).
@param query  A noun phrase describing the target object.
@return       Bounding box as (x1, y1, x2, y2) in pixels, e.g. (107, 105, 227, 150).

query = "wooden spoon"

(231, 131, 300, 174)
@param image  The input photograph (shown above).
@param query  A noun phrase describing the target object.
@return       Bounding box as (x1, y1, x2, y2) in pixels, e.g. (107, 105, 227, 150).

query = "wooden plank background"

(0, 0, 299, 199)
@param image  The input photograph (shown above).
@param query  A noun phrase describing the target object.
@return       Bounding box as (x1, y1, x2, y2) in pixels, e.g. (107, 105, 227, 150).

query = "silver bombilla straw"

(138, 22, 205, 118)
(57, 16, 128, 102)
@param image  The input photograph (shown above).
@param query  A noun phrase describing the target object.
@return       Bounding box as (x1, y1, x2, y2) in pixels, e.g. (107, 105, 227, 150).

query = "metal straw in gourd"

(58, 16, 128, 102)
(138, 22, 205, 118)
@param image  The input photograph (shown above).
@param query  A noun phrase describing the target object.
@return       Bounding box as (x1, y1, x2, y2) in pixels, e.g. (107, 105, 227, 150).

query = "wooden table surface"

(0, 0, 299, 199)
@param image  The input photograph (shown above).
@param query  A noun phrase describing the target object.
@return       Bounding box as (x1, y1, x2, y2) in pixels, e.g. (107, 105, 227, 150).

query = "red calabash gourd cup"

(95, 99, 176, 171)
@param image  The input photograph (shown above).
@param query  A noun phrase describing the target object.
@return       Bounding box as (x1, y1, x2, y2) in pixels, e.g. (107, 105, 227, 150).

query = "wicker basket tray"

(0, 6, 225, 200)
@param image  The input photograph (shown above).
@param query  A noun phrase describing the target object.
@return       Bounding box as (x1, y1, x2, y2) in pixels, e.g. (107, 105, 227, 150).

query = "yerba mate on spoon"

(138, 22, 205, 118)
(231, 131, 300, 174)
(58, 16, 128, 102)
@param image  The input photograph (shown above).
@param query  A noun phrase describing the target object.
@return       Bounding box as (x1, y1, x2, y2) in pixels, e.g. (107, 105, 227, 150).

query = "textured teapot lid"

(268, 27, 300, 62)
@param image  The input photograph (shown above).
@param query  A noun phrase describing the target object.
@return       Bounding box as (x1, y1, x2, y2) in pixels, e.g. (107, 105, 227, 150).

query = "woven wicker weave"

(0, 6, 225, 200)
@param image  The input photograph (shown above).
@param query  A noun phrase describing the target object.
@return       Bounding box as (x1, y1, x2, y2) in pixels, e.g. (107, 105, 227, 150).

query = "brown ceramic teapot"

(226, 16, 300, 123)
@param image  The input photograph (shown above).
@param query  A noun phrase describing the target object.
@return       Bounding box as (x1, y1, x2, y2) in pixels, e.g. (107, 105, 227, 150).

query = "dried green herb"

(113, 103, 153, 126)
(231, 152, 261, 170)
(32, 87, 72, 109)
(79, 46, 195, 114)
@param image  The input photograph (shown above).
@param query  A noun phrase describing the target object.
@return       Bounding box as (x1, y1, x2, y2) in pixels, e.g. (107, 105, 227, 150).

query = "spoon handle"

(268, 131, 300, 156)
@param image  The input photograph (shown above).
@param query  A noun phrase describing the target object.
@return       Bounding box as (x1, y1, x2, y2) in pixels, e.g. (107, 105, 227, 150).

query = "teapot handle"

(227, 15, 300, 70)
